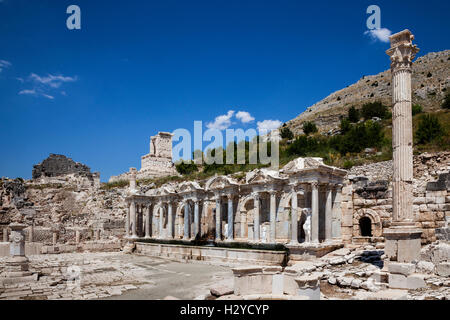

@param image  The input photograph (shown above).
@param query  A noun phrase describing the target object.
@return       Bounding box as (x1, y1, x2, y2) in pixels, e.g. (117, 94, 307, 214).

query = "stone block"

(416, 261, 435, 274)
(294, 274, 320, 289)
(298, 287, 320, 300)
(210, 286, 234, 297)
(272, 274, 284, 295)
(388, 262, 415, 276)
(435, 262, 450, 277)
(406, 274, 426, 290)
(388, 273, 407, 289)
(397, 238, 422, 263)
(371, 271, 388, 284)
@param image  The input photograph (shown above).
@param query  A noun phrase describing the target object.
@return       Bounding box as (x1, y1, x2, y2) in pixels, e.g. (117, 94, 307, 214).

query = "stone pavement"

(0, 252, 233, 300)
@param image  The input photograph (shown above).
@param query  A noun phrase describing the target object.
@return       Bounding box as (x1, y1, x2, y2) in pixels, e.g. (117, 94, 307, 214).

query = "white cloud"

(206, 110, 235, 130)
(364, 28, 392, 43)
(257, 120, 282, 135)
(236, 111, 255, 124)
(19, 89, 54, 100)
(29, 73, 77, 88)
(19, 89, 36, 96)
(17, 72, 77, 100)
(0, 60, 11, 72)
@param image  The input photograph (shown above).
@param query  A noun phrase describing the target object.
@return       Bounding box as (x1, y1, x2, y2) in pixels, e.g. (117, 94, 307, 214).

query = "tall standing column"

(167, 201, 173, 239)
(193, 199, 200, 239)
(253, 192, 260, 242)
(384, 30, 423, 266)
(269, 190, 277, 243)
(311, 182, 319, 243)
(325, 186, 333, 242)
(130, 200, 137, 238)
(290, 186, 298, 244)
(215, 195, 222, 241)
(184, 201, 190, 240)
(227, 195, 234, 240)
(145, 205, 151, 238)
(386, 30, 419, 224)
(332, 185, 343, 240)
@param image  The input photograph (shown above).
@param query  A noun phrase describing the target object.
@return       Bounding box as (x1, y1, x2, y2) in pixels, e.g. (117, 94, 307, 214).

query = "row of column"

(126, 201, 175, 239)
(126, 183, 343, 244)
(290, 183, 342, 244)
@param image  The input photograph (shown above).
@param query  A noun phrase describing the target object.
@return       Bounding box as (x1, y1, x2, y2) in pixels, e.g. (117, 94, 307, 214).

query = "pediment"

(205, 175, 238, 190)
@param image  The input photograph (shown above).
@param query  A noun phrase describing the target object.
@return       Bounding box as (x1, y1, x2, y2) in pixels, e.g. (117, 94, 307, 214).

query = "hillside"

(286, 50, 450, 134)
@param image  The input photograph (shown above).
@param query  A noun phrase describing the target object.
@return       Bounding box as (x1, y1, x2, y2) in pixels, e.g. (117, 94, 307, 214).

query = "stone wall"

(341, 152, 450, 245)
(32, 154, 100, 184)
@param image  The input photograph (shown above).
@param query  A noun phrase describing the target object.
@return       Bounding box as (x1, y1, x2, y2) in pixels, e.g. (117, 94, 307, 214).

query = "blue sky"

(0, 0, 449, 181)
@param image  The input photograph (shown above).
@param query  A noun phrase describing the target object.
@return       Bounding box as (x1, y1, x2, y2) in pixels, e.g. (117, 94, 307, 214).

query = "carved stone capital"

(386, 29, 419, 73)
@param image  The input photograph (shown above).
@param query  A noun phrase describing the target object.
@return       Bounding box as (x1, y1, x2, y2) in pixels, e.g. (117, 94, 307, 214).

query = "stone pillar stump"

(2, 223, 32, 278)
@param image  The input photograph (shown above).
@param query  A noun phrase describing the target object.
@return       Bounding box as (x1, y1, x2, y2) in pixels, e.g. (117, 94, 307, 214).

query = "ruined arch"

(354, 209, 382, 237)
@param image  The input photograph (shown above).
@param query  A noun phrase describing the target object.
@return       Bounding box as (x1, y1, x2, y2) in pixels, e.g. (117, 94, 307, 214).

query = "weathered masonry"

(124, 158, 347, 246)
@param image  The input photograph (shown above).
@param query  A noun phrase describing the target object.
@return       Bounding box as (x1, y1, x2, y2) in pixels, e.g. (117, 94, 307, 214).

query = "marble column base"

(2, 256, 32, 278)
(384, 224, 422, 263)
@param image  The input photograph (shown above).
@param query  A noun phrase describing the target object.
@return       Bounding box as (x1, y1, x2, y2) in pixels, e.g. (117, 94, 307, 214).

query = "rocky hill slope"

(287, 50, 450, 134)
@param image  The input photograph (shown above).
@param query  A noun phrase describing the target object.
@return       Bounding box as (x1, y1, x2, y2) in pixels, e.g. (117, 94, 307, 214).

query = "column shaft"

(168, 202, 173, 238)
(254, 194, 260, 241)
(325, 187, 333, 241)
(215, 197, 221, 241)
(332, 187, 342, 239)
(270, 192, 277, 242)
(227, 196, 234, 240)
(159, 204, 164, 239)
(311, 183, 319, 243)
(125, 203, 130, 237)
(130, 201, 137, 238)
(145, 205, 151, 238)
(290, 189, 298, 244)
(184, 202, 190, 240)
(194, 201, 200, 239)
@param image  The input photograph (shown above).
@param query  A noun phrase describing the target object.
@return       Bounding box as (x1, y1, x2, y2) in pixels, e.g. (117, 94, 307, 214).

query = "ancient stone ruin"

(32, 154, 100, 187)
(109, 132, 177, 183)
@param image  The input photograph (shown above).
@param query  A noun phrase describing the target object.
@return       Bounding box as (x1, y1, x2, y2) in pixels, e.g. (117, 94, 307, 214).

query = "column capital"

(226, 194, 234, 201)
(310, 181, 319, 189)
(386, 29, 419, 73)
(251, 191, 260, 200)
(333, 183, 344, 191)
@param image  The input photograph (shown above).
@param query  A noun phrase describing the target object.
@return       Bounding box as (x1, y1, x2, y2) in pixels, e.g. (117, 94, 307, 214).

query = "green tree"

(340, 118, 351, 134)
(361, 101, 389, 120)
(175, 161, 198, 175)
(412, 104, 423, 116)
(280, 126, 294, 140)
(442, 92, 450, 109)
(415, 114, 444, 144)
(348, 106, 360, 123)
(302, 121, 318, 136)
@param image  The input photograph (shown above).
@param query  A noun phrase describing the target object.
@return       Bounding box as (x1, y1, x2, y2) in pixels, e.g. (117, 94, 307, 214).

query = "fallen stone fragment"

(210, 286, 234, 297)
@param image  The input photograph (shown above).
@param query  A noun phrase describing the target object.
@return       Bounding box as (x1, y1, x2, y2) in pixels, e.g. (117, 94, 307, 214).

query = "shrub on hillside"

(176, 161, 198, 175)
(361, 101, 390, 120)
(415, 114, 444, 144)
(302, 121, 318, 136)
(340, 118, 351, 134)
(412, 104, 423, 116)
(280, 126, 294, 140)
(348, 106, 360, 123)
(442, 92, 450, 109)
